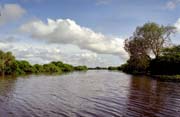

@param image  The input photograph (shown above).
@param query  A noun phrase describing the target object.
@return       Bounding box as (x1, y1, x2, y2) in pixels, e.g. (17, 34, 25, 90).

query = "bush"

(74, 66, 88, 71)
(43, 63, 62, 73)
(33, 64, 44, 73)
(108, 66, 119, 70)
(149, 55, 180, 75)
(17, 60, 35, 73)
(121, 55, 151, 74)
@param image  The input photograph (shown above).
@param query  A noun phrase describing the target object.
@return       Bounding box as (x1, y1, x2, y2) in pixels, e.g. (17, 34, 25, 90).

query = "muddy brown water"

(0, 70, 180, 117)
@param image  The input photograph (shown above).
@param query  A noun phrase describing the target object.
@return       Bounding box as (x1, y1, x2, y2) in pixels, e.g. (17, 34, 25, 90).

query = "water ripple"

(0, 71, 179, 117)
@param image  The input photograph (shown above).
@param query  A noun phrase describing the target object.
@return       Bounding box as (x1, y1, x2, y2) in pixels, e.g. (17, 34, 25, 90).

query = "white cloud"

(19, 18, 127, 59)
(175, 18, 180, 32)
(0, 4, 26, 25)
(166, 0, 180, 10)
(0, 36, 122, 67)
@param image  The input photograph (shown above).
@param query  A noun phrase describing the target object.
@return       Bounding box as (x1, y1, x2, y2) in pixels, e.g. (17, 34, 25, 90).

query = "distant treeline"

(0, 50, 87, 76)
(88, 67, 107, 70)
(88, 66, 123, 71)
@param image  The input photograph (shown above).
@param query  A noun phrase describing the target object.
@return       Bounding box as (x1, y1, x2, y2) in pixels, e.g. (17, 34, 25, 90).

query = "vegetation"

(1, 22, 179, 82)
(0, 51, 16, 75)
(151, 75, 180, 82)
(74, 66, 88, 71)
(108, 66, 121, 70)
(149, 45, 180, 75)
(88, 67, 107, 70)
(122, 22, 176, 74)
(0, 50, 87, 76)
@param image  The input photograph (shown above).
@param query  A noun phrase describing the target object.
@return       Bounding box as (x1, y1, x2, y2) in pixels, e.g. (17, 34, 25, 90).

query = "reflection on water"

(0, 70, 180, 117)
(124, 75, 180, 117)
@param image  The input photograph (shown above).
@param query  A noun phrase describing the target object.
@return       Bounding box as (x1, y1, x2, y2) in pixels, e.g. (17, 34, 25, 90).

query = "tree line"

(0, 50, 87, 76)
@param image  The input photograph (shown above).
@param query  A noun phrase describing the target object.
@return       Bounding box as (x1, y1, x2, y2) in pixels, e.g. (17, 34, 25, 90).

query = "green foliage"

(0, 51, 16, 75)
(123, 22, 175, 74)
(51, 61, 74, 72)
(121, 55, 151, 74)
(108, 66, 121, 70)
(33, 64, 44, 73)
(74, 66, 88, 71)
(43, 63, 62, 73)
(152, 75, 180, 82)
(161, 45, 180, 56)
(0, 50, 88, 76)
(88, 67, 107, 70)
(16, 60, 34, 73)
(135, 22, 176, 58)
(4, 60, 17, 75)
(150, 45, 180, 75)
(122, 43, 180, 76)
(61, 64, 74, 72)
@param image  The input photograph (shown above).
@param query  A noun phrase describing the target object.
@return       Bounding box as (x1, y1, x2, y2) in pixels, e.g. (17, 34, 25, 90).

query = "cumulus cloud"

(166, 0, 180, 10)
(0, 37, 121, 67)
(0, 4, 26, 25)
(19, 18, 127, 58)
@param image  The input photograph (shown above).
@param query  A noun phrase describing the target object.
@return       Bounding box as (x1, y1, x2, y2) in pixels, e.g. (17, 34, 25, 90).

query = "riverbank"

(151, 75, 180, 82)
(107, 67, 180, 82)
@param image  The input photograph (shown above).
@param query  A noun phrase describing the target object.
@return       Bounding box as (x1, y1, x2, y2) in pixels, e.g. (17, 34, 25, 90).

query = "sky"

(0, 0, 180, 67)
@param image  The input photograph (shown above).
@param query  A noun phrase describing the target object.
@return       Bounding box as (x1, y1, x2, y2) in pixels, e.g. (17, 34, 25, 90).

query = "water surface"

(0, 70, 180, 117)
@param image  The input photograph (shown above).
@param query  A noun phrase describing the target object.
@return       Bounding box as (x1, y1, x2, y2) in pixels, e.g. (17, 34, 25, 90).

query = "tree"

(161, 45, 180, 56)
(51, 61, 74, 72)
(149, 45, 180, 75)
(0, 51, 16, 76)
(43, 63, 62, 73)
(33, 64, 44, 73)
(123, 22, 176, 73)
(74, 66, 88, 71)
(124, 37, 150, 59)
(136, 22, 176, 58)
(16, 60, 34, 73)
(0, 50, 88, 76)
(124, 34, 151, 73)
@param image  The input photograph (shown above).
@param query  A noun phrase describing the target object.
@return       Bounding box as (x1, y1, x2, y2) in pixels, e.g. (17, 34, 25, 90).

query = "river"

(0, 70, 180, 117)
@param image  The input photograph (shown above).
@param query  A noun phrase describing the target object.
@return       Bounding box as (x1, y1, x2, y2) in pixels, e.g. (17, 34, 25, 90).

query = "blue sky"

(1, 0, 180, 35)
(0, 0, 180, 66)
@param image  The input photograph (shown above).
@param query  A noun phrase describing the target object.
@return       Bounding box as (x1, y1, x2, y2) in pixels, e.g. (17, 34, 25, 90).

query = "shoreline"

(150, 75, 180, 82)
(108, 69, 180, 82)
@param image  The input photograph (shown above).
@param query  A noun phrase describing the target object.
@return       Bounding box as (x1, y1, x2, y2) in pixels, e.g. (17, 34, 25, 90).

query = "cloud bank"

(0, 4, 26, 25)
(0, 36, 121, 67)
(19, 18, 127, 58)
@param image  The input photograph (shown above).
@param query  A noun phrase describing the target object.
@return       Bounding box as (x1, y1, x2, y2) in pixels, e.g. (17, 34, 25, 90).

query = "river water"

(0, 70, 180, 117)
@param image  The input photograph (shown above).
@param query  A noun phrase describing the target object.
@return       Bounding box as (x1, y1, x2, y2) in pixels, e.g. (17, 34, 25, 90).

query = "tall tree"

(124, 36, 150, 59)
(124, 22, 176, 73)
(136, 22, 176, 58)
